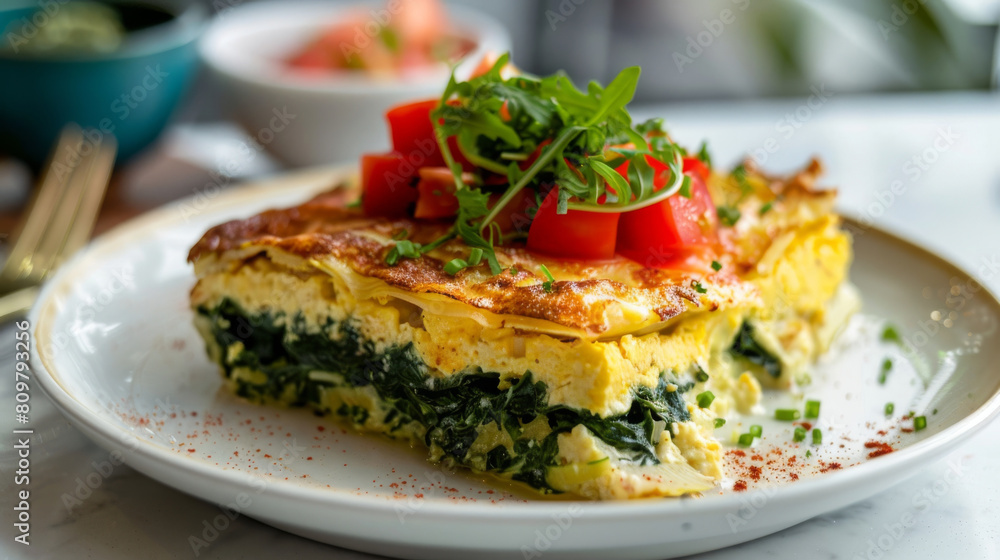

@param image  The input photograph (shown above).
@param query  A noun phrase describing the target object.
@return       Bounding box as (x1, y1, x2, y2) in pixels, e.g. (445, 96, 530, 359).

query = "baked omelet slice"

(188, 158, 855, 500)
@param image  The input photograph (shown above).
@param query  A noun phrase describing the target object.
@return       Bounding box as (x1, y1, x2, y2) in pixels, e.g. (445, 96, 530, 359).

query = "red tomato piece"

(414, 167, 460, 219)
(360, 152, 419, 218)
(385, 99, 445, 166)
(527, 187, 620, 260)
(616, 157, 718, 267)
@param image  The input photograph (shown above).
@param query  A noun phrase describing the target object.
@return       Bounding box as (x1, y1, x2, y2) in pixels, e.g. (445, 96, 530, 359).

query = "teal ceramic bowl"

(0, 0, 206, 166)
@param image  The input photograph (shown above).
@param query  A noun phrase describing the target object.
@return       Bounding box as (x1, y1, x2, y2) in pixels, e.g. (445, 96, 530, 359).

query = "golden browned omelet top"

(188, 160, 837, 338)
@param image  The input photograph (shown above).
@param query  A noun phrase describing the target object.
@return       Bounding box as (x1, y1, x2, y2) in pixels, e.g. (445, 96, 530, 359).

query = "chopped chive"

(806, 450, 812, 458)
(392, 229, 409, 240)
(812, 428, 822, 445)
(879, 358, 892, 384)
(467, 247, 484, 266)
(884, 402, 895, 416)
(691, 280, 707, 294)
(881, 325, 902, 345)
(509, 265, 518, 275)
(914, 416, 927, 431)
(539, 264, 555, 293)
(804, 400, 821, 419)
(793, 426, 806, 442)
(749, 424, 762, 438)
(714, 418, 726, 428)
(696, 391, 715, 408)
(775, 408, 801, 421)
(346, 197, 363, 208)
(587, 456, 610, 465)
(444, 258, 469, 275)
(759, 201, 773, 216)
(711, 260, 722, 272)
(695, 366, 709, 383)
(738, 433, 755, 447)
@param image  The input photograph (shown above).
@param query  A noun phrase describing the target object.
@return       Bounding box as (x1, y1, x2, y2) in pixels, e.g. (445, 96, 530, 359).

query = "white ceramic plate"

(30, 167, 1000, 560)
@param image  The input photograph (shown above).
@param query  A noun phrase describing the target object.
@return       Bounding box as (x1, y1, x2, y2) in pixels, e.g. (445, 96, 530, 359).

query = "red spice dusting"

(307, 457, 313, 461)
(190, 412, 197, 417)
(233, 451, 239, 457)
(730, 450, 746, 457)
(733, 481, 748, 492)
(789, 473, 799, 480)
(864, 441, 895, 459)
(187, 449, 196, 453)
(317, 426, 326, 432)
(264, 454, 271, 458)
(751, 454, 763, 462)
(877, 430, 888, 436)
(748, 466, 762, 481)
(901, 428, 914, 433)
(819, 462, 842, 473)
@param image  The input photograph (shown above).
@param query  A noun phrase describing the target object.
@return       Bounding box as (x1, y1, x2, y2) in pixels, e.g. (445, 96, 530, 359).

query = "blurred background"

(0, 0, 998, 238)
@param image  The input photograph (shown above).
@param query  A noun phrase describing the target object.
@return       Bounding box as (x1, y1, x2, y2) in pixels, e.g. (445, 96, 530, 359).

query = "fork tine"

(32, 134, 115, 277)
(0, 125, 83, 285)
(58, 136, 116, 262)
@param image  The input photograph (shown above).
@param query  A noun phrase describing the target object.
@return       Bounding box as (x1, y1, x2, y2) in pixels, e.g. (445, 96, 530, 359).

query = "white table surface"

(3, 91, 999, 560)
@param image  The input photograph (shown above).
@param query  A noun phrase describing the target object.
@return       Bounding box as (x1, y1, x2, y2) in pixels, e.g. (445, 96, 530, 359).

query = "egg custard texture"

(188, 160, 856, 500)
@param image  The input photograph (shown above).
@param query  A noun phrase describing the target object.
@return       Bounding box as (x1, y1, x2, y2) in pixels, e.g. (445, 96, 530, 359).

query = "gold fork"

(0, 125, 117, 322)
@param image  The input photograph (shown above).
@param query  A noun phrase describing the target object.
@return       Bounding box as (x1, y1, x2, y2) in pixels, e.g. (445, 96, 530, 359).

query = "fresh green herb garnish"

(717, 205, 741, 226)
(696, 391, 715, 408)
(806, 450, 812, 458)
(812, 428, 822, 445)
(714, 418, 726, 428)
(539, 264, 555, 293)
(678, 176, 692, 198)
(884, 402, 895, 416)
(775, 409, 801, 421)
(914, 416, 927, 431)
(385, 239, 422, 265)
(881, 325, 902, 345)
(738, 433, 755, 447)
(793, 426, 806, 442)
(759, 202, 773, 216)
(694, 366, 709, 383)
(804, 400, 821, 419)
(410, 53, 689, 275)
(691, 280, 707, 294)
(711, 260, 722, 272)
(879, 358, 893, 384)
(696, 141, 712, 168)
(749, 424, 763, 438)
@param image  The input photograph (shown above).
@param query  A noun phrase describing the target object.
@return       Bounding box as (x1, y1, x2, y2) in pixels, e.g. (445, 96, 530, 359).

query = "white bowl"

(200, 1, 511, 167)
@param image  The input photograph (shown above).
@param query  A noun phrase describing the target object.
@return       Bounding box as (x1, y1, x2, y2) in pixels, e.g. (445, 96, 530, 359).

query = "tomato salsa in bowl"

(200, 0, 509, 166)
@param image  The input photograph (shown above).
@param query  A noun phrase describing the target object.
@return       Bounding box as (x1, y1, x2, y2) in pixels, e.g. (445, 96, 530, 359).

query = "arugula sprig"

(388, 53, 689, 276)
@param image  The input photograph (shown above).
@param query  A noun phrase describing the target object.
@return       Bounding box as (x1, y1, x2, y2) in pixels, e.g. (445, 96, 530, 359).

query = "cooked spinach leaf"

(729, 321, 783, 378)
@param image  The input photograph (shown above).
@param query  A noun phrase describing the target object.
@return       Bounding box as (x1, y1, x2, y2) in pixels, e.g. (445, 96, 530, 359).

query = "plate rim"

(28, 164, 1000, 523)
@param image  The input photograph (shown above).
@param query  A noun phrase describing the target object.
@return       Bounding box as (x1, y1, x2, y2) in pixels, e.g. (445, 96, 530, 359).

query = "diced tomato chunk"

(414, 167, 460, 219)
(616, 157, 718, 267)
(385, 99, 445, 166)
(361, 152, 418, 218)
(527, 187, 620, 260)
